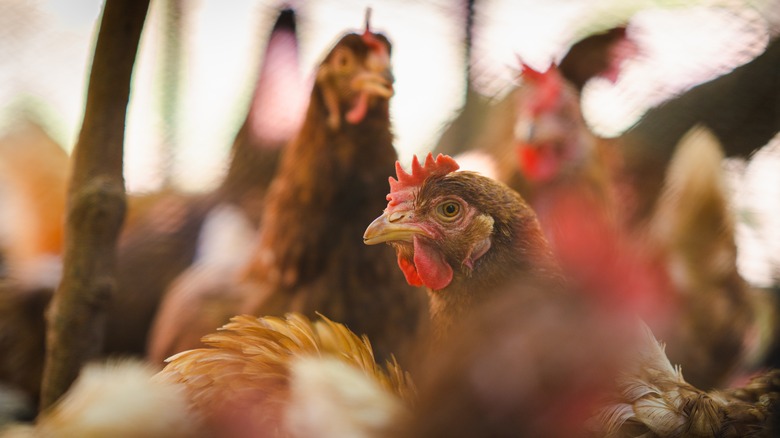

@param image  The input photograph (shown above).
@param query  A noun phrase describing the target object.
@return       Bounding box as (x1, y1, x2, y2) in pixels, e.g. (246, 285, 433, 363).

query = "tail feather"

(649, 125, 735, 291)
(596, 323, 779, 437)
(647, 125, 757, 388)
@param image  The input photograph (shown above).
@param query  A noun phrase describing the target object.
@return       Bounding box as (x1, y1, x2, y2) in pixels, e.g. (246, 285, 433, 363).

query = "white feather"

(285, 356, 406, 438)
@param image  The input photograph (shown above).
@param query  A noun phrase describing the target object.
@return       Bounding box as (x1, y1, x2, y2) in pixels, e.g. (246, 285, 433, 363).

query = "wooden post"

(39, 0, 150, 410)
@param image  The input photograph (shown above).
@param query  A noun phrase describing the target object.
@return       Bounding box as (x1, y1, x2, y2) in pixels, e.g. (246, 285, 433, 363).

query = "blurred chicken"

(0, 119, 68, 287)
(157, 313, 414, 437)
(434, 24, 634, 160)
(148, 15, 426, 365)
(596, 324, 780, 438)
(0, 360, 200, 438)
(641, 127, 767, 389)
(498, 63, 763, 388)
(104, 7, 305, 356)
(0, 120, 68, 417)
(440, 34, 766, 388)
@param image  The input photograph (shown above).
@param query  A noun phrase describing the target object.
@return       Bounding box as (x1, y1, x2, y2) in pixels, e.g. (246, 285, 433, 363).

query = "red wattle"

(413, 236, 453, 291)
(345, 91, 369, 124)
(517, 143, 559, 183)
(397, 256, 423, 287)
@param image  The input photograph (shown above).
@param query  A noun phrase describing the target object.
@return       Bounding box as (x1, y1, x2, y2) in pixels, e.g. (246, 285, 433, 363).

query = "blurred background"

(0, 0, 778, 284)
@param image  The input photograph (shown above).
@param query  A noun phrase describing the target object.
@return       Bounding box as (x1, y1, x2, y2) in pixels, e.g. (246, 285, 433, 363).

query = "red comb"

(361, 7, 385, 53)
(387, 153, 459, 207)
(519, 61, 562, 116)
(520, 61, 553, 82)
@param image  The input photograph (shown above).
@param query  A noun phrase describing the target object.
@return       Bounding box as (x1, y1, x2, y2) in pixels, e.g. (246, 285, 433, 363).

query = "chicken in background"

(0, 7, 305, 418)
(0, 119, 68, 419)
(147, 14, 427, 366)
(641, 127, 774, 389)
(439, 28, 769, 389)
(483, 59, 765, 389)
(0, 119, 68, 288)
(104, 7, 306, 357)
(433, 24, 635, 161)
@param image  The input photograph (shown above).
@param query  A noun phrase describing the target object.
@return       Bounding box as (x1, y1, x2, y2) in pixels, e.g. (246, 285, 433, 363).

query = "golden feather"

(157, 312, 415, 429)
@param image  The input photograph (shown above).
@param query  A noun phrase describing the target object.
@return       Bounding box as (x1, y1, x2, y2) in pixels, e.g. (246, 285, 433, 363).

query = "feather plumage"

(157, 313, 414, 436)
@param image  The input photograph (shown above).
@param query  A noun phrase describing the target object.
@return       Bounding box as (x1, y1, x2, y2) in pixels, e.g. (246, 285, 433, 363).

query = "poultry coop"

(0, 0, 780, 435)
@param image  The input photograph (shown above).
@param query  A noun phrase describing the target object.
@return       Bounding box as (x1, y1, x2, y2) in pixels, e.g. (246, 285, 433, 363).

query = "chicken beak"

(363, 210, 425, 245)
(351, 71, 394, 98)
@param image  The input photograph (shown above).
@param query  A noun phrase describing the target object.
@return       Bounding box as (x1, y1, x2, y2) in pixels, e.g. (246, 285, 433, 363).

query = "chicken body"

(148, 25, 426, 365)
(597, 324, 780, 438)
(157, 313, 414, 437)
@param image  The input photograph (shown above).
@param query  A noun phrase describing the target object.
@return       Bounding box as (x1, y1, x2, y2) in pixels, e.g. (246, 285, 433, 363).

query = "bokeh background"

(1, 0, 779, 284)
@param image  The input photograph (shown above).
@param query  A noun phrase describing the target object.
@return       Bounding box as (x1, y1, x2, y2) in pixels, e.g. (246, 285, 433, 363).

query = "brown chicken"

(362, 152, 778, 437)
(363, 153, 563, 338)
(596, 324, 780, 438)
(148, 16, 426, 365)
(505, 64, 763, 389)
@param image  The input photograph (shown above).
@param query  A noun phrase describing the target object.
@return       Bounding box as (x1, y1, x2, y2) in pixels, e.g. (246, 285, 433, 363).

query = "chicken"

(148, 14, 426, 365)
(640, 126, 765, 388)
(0, 120, 68, 417)
(449, 45, 764, 389)
(104, 6, 305, 357)
(507, 66, 763, 388)
(0, 119, 68, 286)
(363, 153, 563, 337)
(596, 324, 780, 438)
(361, 152, 777, 437)
(157, 313, 414, 437)
(433, 24, 635, 160)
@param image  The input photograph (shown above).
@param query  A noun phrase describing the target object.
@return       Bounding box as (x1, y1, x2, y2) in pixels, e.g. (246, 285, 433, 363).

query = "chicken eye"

(437, 201, 461, 220)
(332, 50, 352, 70)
